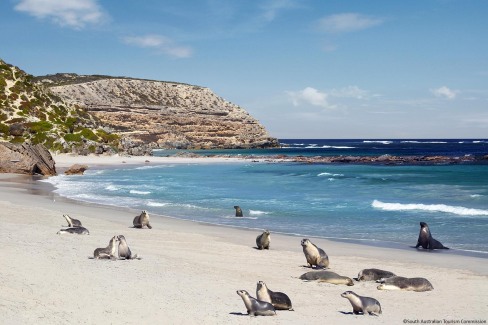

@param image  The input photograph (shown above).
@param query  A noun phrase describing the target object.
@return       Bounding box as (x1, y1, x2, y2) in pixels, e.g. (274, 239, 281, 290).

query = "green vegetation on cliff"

(0, 59, 119, 154)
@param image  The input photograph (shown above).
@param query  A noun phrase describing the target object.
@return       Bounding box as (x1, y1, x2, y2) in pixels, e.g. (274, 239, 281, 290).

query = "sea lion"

(57, 227, 90, 235)
(93, 236, 118, 259)
(234, 206, 243, 217)
(341, 291, 382, 316)
(117, 235, 138, 260)
(415, 222, 449, 250)
(376, 276, 434, 292)
(301, 238, 329, 268)
(300, 270, 354, 286)
(256, 230, 270, 250)
(133, 210, 152, 229)
(62, 214, 82, 227)
(256, 281, 293, 311)
(236, 290, 276, 316)
(356, 268, 396, 281)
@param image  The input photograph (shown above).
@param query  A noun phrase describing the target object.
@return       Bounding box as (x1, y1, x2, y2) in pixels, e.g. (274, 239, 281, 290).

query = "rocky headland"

(37, 74, 279, 155)
(1, 58, 279, 157)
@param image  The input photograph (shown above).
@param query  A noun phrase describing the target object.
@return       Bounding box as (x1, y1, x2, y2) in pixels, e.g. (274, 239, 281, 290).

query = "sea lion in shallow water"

(57, 227, 89, 235)
(356, 268, 396, 282)
(376, 276, 433, 292)
(300, 270, 354, 286)
(234, 206, 243, 217)
(62, 214, 82, 227)
(133, 210, 152, 229)
(301, 238, 329, 268)
(236, 290, 276, 316)
(415, 222, 449, 250)
(256, 230, 270, 250)
(93, 236, 118, 259)
(256, 281, 293, 311)
(341, 291, 382, 316)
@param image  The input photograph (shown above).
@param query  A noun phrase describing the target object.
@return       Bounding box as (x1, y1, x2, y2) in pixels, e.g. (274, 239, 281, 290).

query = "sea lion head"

(117, 235, 126, 242)
(345, 278, 355, 286)
(420, 222, 428, 228)
(341, 291, 354, 298)
(236, 290, 249, 297)
(256, 281, 266, 290)
(301, 238, 310, 247)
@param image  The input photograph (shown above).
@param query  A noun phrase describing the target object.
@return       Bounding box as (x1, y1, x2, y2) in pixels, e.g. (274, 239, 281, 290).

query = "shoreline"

(1, 156, 487, 323)
(49, 154, 488, 259)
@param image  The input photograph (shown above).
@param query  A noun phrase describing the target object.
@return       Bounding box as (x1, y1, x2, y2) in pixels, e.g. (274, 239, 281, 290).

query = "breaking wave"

(372, 200, 488, 216)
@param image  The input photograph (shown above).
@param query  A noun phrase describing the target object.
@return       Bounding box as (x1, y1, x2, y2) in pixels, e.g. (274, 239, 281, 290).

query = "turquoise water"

(45, 160, 488, 254)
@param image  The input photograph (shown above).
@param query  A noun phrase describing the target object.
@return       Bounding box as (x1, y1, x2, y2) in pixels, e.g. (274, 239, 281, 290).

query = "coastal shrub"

(11, 136, 25, 144)
(51, 142, 65, 153)
(32, 131, 48, 144)
(80, 128, 99, 141)
(29, 121, 53, 133)
(64, 133, 82, 143)
(65, 117, 78, 133)
(0, 122, 9, 134)
(97, 129, 119, 144)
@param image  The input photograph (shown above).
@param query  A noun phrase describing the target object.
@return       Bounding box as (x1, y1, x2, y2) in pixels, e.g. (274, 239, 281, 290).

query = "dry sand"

(0, 155, 487, 324)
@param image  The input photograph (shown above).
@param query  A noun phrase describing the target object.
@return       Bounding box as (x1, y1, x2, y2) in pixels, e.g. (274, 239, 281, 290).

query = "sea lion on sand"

(236, 290, 276, 316)
(256, 281, 293, 311)
(62, 214, 82, 227)
(93, 236, 118, 259)
(301, 238, 329, 268)
(234, 206, 243, 217)
(133, 210, 152, 229)
(57, 227, 89, 235)
(256, 230, 270, 250)
(415, 222, 449, 250)
(117, 235, 138, 260)
(300, 270, 354, 286)
(376, 276, 433, 292)
(356, 268, 396, 281)
(341, 291, 382, 316)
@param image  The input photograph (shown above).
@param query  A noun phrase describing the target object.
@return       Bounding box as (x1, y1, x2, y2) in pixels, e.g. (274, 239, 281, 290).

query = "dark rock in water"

(64, 164, 88, 175)
(0, 142, 56, 176)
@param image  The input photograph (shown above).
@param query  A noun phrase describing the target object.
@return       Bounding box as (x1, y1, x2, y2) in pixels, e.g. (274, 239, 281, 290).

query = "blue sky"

(2, 0, 487, 139)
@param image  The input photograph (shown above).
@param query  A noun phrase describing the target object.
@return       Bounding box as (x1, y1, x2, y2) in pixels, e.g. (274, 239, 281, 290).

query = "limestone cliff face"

(42, 74, 279, 153)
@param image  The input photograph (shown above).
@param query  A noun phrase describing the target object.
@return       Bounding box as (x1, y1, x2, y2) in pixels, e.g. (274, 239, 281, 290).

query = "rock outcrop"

(64, 164, 88, 175)
(0, 142, 56, 176)
(39, 74, 279, 152)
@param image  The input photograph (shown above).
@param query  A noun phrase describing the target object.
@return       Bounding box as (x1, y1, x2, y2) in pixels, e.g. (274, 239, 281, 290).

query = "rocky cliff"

(38, 74, 279, 154)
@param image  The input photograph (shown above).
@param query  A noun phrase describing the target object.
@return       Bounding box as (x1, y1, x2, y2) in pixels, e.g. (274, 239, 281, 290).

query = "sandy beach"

(0, 155, 487, 324)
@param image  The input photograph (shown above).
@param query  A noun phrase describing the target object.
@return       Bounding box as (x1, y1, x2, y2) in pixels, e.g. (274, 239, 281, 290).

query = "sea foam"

(372, 200, 488, 216)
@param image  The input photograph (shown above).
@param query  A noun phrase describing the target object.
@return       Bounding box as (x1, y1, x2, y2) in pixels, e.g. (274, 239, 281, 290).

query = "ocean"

(45, 139, 488, 255)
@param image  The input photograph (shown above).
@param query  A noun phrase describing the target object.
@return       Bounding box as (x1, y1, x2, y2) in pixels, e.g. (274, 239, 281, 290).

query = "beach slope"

(0, 171, 486, 324)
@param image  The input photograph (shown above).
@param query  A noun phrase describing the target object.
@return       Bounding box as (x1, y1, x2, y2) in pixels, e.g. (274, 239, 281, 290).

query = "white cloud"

(122, 35, 192, 59)
(287, 85, 376, 109)
(431, 86, 457, 100)
(14, 0, 106, 29)
(330, 86, 370, 99)
(317, 13, 383, 33)
(287, 87, 332, 108)
(260, 0, 299, 22)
